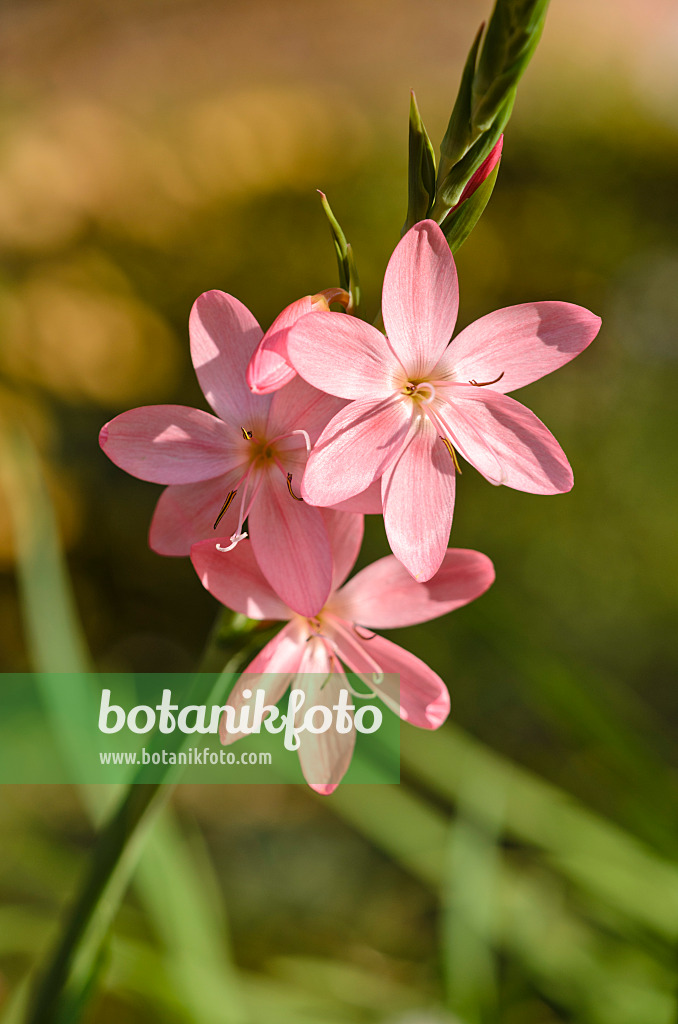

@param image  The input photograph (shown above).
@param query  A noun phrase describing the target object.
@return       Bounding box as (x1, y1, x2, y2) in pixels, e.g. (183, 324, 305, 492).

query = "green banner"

(0, 673, 400, 785)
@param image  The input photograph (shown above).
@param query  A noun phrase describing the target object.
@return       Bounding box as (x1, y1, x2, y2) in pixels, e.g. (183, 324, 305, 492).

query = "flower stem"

(25, 608, 267, 1024)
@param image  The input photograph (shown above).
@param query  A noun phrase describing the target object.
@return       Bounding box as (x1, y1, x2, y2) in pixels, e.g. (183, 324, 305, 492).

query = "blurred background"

(1, 0, 678, 1021)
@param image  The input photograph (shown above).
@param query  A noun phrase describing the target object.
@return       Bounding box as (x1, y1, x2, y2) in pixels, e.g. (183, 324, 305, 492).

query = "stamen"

(330, 619, 385, 687)
(216, 532, 247, 553)
(439, 437, 462, 474)
(469, 371, 504, 387)
(404, 381, 435, 405)
(213, 490, 237, 529)
(268, 427, 312, 455)
(286, 473, 303, 501)
(416, 383, 435, 405)
(215, 465, 264, 553)
(241, 427, 253, 440)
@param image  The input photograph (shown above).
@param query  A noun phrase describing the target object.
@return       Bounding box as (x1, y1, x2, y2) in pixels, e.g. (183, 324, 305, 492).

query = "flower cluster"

(100, 219, 600, 792)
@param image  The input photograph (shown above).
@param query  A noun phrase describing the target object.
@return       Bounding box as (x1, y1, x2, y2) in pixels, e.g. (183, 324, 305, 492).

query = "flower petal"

(381, 416, 456, 582)
(294, 652, 356, 795)
(189, 290, 270, 427)
(433, 397, 504, 485)
(444, 386, 574, 493)
(219, 673, 290, 746)
(435, 301, 601, 394)
(332, 548, 495, 628)
(100, 406, 241, 484)
(320, 508, 364, 592)
(301, 399, 411, 507)
(220, 625, 304, 745)
(330, 624, 450, 730)
(265, 375, 346, 445)
(190, 536, 291, 620)
(246, 296, 315, 394)
(382, 220, 459, 377)
(330, 479, 383, 515)
(249, 469, 333, 617)
(150, 474, 243, 556)
(246, 328, 297, 395)
(286, 311, 402, 399)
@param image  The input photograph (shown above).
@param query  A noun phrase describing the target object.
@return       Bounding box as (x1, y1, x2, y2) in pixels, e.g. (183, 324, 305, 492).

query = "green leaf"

(434, 95, 512, 214)
(473, 0, 549, 131)
(324, 783, 678, 1024)
(442, 773, 504, 1022)
(438, 22, 484, 183)
(0, 424, 248, 1024)
(402, 725, 678, 944)
(403, 90, 437, 232)
(318, 191, 360, 314)
(431, 0, 548, 234)
(441, 162, 499, 254)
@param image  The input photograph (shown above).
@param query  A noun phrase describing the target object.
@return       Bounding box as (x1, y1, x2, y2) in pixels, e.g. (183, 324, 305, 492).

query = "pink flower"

(247, 287, 349, 395)
(286, 220, 601, 582)
(99, 289, 349, 617)
(191, 512, 495, 794)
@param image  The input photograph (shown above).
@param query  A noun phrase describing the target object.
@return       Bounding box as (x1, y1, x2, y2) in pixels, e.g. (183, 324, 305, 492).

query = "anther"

(286, 473, 303, 501)
(439, 437, 462, 474)
(241, 427, 253, 440)
(213, 490, 237, 529)
(469, 371, 504, 387)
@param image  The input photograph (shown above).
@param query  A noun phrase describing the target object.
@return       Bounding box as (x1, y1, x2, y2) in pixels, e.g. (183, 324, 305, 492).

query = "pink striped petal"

(249, 469, 332, 617)
(330, 479, 383, 515)
(190, 536, 291, 620)
(220, 627, 305, 744)
(433, 398, 504, 486)
(149, 474, 243, 556)
(329, 625, 450, 730)
(368, 638, 450, 729)
(382, 220, 459, 378)
(381, 417, 456, 582)
(294, 653, 356, 795)
(332, 548, 495, 629)
(320, 508, 364, 591)
(265, 375, 346, 445)
(246, 296, 315, 394)
(189, 290, 270, 427)
(435, 302, 601, 394)
(246, 329, 297, 395)
(444, 386, 574, 493)
(219, 673, 290, 745)
(301, 399, 411, 507)
(244, 620, 306, 671)
(286, 312, 403, 400)
(100, 406, 241, 484)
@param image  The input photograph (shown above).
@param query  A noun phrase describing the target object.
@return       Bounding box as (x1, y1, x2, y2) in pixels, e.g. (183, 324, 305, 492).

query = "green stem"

(25, 609, 266, 1024)
(26, 785, 169, 1024)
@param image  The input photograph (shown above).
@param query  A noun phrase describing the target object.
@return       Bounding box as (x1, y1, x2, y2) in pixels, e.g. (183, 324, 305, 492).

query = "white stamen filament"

(269, 427, 312, 455)
(327, 618, 384, 687)
(414, 382, 436, 405)
(305, 619, 384, 695)
(215, 463, 264, 552)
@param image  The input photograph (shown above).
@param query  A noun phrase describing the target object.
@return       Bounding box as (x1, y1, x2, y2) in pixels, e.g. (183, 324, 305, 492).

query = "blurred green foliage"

(1, 0, 678, 1021)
